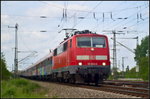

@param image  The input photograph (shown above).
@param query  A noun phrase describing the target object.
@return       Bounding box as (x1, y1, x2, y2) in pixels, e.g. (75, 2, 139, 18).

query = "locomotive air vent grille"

(96, 55, 107, 60)
(76, 55, 107, 60)
(77, 55, 89, 60)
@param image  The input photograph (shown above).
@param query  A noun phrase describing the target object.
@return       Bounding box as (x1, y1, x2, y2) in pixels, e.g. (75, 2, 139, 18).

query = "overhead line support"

(8, 23, 19, 78)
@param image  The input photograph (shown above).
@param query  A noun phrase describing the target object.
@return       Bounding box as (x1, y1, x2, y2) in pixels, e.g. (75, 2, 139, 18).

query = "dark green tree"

(134, 36, 149, 63)
(0, 52, 12, 80)
(134, 36, 149, 80)
(138, 57, 149, 80)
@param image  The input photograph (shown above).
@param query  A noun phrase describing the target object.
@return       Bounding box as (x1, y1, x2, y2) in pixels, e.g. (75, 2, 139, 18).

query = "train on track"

(20, 30, 111, 85)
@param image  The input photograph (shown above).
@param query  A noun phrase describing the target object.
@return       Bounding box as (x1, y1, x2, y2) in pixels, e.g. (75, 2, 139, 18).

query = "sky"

(1, 1, 149, 72)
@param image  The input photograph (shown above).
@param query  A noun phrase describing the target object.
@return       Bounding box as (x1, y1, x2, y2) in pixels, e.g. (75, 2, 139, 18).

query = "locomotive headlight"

(102, 62, 106, 66)
(78, 62, 82, 66)
(91, 48, 94, 51)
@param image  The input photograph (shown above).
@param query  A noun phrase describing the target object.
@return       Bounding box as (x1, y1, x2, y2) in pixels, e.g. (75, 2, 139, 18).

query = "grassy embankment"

(1, 78, 48, 98)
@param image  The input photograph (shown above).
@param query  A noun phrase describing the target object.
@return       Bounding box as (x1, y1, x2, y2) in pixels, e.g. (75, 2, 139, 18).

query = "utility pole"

(103, 30, 125, 80)
(112, 30, 117, 79)
(135, 36, 139, 78)
(122, 57, 127, 78)
(122, 57, 125, 78)
(8, 23, 19, 78)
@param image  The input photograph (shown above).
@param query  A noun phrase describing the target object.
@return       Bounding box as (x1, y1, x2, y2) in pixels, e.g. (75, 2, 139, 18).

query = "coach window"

(77, 37, 91, 47)
(63, 41, 68, 51)
(70, 39, 72, 48)
(50, 57, 52, 66)
(92, 37, 106, 48)
(45, 60, 47, 66)
(46, 59, 48, 66)
(43, 61, 45, 66)
(54, 48, 57, 56)
(57, 45, 63, 54)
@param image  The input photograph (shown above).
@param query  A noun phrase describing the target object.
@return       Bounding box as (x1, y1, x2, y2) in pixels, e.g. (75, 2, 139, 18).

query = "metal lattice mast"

(112, 30, 117, 79)
(8, 23, 18, 77)
(103, 30, 125, 79)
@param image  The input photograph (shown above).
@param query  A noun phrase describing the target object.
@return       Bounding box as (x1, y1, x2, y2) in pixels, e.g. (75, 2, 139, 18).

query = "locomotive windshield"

(77, 37, 91, 47)
(77, 37, 106, 48)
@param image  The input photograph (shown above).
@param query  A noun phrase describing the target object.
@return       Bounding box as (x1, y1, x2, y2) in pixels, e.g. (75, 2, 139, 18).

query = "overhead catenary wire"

(104, 5, 148, 30)
(113, 8, 148, 30)
(102, 3, 148, 31)
(92, 1, 126, 32)
(3, 2, 148, 34)
(92, 3, 144, 29)
(39, 1, 148, 14)
(120, 14, 149, 31)
(111, 38, 135, 54)
(67, 1, 103, 30)
(17, 27, 38, 68)
(128, 17, 149, 28)
(71, 1, 103, 29)
(2, 1, 148, 41)
(58, 1, 87, 31)
(57, 1, 69, 29)
(1, 2, 148, 21)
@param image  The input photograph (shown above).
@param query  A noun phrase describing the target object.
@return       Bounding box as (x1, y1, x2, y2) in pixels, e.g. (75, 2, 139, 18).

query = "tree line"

(120, 36, 149, 80)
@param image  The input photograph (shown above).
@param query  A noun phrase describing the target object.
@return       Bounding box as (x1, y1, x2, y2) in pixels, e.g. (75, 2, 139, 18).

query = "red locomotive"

(20, 30, 111, 85)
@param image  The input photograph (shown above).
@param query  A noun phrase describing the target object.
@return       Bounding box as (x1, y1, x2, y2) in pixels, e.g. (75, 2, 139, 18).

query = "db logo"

(90, 55, 95, 60)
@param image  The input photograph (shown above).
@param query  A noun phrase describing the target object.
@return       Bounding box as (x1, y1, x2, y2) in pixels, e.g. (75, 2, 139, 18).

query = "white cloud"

(1, 15, 11, 25)
(1, 33, 13, 43)
(30, 31, 48, 39)
(26, 4, 61, 17)
(67, 4, 90, 11)
(26, 2, 90, 18)
(21, 31, 48, 40)
(1, 45, 9, 51)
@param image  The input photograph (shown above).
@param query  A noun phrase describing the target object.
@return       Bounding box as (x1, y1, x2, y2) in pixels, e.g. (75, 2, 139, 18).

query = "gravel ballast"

(30, 80, 140, 98)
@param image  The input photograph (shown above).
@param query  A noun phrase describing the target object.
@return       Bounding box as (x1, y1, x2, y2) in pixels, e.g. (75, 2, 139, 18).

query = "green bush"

(23, 82, 40, 94)
(2, 87, 16, 98)
(125, 67, 138, 78)
(139, 57, 149, 81)
(134, 36, 149, 81)
(0, 52, 12, 80)
(10, 78, 28, 87)
(1, 78, 46, 98)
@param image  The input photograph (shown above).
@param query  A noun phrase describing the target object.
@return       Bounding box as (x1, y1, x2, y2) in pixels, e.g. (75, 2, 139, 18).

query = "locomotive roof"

(56, 32, 107, 49)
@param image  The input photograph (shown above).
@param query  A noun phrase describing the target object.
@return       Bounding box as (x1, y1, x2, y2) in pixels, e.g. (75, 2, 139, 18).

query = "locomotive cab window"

(77, 37, 106, 48)
(92, 37, 105, 48)
(70, 39, 72, 48)
(77, 37, 91, 47)
(63, 41, 68, 51)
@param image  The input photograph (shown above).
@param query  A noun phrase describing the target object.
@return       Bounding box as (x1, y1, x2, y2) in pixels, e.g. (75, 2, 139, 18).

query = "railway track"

(52, 80, 149, 98)
(27, 78, 149, 98)
(104, 80, 149, 88)
(97, 84, 149, 98)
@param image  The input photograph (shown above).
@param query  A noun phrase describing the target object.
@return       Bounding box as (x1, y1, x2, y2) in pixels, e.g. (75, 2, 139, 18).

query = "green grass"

(1, 78, 47, 98)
